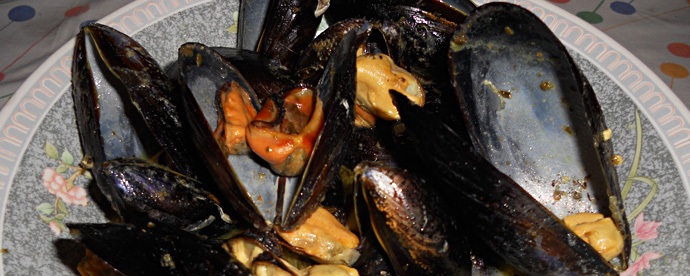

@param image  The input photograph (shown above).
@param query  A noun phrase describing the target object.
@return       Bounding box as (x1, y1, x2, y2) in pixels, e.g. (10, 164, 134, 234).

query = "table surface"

(0, 0, 688, 110)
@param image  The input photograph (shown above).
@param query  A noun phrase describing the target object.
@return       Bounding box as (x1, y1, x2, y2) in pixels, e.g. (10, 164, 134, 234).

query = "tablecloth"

(0, 0, 688, 109)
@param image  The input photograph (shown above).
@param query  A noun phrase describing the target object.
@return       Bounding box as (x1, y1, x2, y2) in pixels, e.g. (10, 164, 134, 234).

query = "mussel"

(451, 2, 630, 270)
(355, 161, 472, 275)
(71, 24, 214, 221)
(389, 3, 630, 274)
(176, 28, 357, 230)
(100, 158, 237, 238)
(68, 223, 251, 275)
(70, 23, 363, 273)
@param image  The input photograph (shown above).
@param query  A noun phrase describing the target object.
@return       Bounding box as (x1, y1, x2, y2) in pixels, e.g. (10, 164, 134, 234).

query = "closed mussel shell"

(355, 161, 471, 276)
(101, 158, 238, 238)
(68, 223, 251, 275)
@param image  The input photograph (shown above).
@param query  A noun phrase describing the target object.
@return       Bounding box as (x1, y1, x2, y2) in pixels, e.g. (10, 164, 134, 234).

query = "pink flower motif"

(42, 168, 66, 195)
(634, 212, 661, 241)
(60, 184, 88, 206)
(41, 168, 88, 206)
(621, 252, 662, 276)
(48, 220, 62, 236)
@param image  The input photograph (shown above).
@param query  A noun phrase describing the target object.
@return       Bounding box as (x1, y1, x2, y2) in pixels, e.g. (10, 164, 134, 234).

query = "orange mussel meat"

(214, 81, 258, 155)
(246, 86, 324, 176)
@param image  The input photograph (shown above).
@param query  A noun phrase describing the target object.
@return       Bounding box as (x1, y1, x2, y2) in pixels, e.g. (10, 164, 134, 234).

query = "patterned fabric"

(551, 0, 690, 108)
(0, 0, 133, 108)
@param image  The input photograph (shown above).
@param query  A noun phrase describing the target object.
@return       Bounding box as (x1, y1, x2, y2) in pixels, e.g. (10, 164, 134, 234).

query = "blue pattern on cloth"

(0, 0, 133, 108)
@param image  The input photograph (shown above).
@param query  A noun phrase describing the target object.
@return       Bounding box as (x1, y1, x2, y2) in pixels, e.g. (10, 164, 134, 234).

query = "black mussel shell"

(280, 30, 358, 230)
(68, 223, 251, 275)
(355, 161, 471, 275)
(212, 47, 294, 102)
(167, 46, 293, 103)
(295, 18, 373, 85)
(71, 23, 206, 218)
(101, 158, 239, 238)
(177, 43, 273, 231)
(257, 0, 323, 69)
(450, 2, 629, 269)
(392, 91, 618, 275)
(238, 0, 271, 51)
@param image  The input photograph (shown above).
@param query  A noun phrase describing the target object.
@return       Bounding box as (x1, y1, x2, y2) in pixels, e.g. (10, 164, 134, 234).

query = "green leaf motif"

(56, 220, 68, 231)
(57, 198, 68, 215)
(61, 150, 74, 165)
(56, 164, 68, 174)
(84, 171, 93, 180)
(36, 202, 54, 215)
(45, 142, 59, 160)
(39, 214, 53, 223)
(54, 214, 66, 220)
(66, 179, 74, 191)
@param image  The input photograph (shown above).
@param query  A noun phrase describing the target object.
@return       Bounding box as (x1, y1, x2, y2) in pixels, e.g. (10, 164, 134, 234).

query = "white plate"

(0, 0, 687, 274)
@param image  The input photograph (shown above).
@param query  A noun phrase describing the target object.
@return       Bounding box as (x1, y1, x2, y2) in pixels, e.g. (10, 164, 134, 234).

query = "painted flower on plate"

(633, 212, 661, 241)
(41, 168, 88, 206)
(48, 220, 62, 236)
(621, 252, 662, 276)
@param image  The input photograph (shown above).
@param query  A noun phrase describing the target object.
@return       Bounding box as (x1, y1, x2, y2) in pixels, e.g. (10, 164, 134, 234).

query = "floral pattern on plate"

(36, 142, 91, 236)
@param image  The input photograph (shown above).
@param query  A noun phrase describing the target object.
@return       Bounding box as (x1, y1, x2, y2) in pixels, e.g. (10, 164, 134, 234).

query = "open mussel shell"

(169, 46, 294, 102)
(71, 23, 202, 217)
(177, 42, 277, 230)
(450, 2, 629, 268)
(280, 30, 358, 230)
(177, 36, 357, 231)
(392, 91, 619, 275)
(211, 47, 294, 100)
(68, 223, 251, 275)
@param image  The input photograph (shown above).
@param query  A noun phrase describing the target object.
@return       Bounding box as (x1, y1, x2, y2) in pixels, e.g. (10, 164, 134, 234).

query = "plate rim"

(0, 0, 688, 272)
(0, 0, 213, 272)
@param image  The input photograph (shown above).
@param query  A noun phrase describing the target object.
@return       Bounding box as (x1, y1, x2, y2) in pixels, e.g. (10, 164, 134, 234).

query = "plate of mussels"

(0, 0, 688, 274)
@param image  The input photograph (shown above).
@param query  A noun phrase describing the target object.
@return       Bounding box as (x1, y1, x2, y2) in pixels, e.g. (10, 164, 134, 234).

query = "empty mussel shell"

(450, 2, 629, 269)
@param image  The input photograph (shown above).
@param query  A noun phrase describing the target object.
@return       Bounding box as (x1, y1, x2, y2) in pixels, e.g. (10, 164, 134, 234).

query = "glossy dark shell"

(238, 0, 271, 51)
(281, 30, 358, 229)
(257, 0, 322, 69)
(356, 161, 471, 275)
(392, 91, 618, 275)
(167, 47, 294, 103)
(324, 0, 475, 25)
(101, 158, 237, 237)
(71, 23, 206, 217)
(296, 18, 373, 85)
(450, 2, 629, 270)
(177, 43, 271, 230)
(68, 223, 251, 275)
